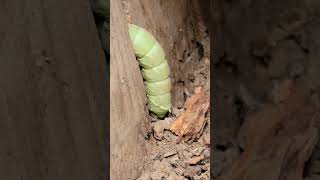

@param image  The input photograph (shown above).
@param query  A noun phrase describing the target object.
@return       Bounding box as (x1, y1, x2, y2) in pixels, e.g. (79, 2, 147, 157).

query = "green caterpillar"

(128, 24, 171, 118)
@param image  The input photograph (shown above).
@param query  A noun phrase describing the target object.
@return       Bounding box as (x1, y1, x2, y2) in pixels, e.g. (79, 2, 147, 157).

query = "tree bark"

(110, 0, 149, 179)
(0, 0, 108, 179)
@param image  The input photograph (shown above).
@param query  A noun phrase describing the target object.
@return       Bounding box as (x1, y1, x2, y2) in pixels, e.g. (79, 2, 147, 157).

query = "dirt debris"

(152, 118, 174, 140)
(186, 155, 205, 165)
(136, 33, 210, 180)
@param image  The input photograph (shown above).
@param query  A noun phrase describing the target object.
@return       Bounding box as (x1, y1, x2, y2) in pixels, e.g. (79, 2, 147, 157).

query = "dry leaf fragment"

(170, 87, 209, 142)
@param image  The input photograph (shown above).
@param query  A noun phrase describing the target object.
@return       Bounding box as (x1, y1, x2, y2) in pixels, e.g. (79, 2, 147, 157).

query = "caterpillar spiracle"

(128, 24, 171, 118)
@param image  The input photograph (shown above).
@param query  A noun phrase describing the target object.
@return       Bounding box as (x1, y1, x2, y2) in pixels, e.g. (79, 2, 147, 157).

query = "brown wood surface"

(110, 0, 149, 179)
(211, 0, 320, 179)
(0, 0, 108, 179)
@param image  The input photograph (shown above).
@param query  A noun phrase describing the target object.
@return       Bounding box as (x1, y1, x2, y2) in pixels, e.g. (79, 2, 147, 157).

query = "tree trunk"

(0, 0, 108, 179)
(110, 0, 149, 179)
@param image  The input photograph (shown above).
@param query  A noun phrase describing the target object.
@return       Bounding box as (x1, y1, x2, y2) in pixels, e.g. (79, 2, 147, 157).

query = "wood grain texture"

(0, 0, 108, 179)
(110, 0, 149, 179)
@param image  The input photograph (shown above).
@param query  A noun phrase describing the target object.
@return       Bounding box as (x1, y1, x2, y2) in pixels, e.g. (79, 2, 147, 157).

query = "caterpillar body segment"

(141, 60, 170, 82)
(145, 77, 172, 96)
(128, 23, 172, 118)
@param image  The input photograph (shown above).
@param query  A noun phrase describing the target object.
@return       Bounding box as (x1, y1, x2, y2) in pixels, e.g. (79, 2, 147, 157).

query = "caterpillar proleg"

(128, 24, 172, 118)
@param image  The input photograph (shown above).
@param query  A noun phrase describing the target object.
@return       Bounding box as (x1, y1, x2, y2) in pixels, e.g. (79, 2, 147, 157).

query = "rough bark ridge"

(0, 0, 108, 179)
(110, 0, 149, 179)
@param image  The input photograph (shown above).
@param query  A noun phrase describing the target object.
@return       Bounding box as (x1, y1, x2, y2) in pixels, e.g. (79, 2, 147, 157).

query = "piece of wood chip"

(170, 87, 209, 142)
(163, 149, 178, 158)
(152, 117, 174, 140)
(186, 155, 205, 165)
